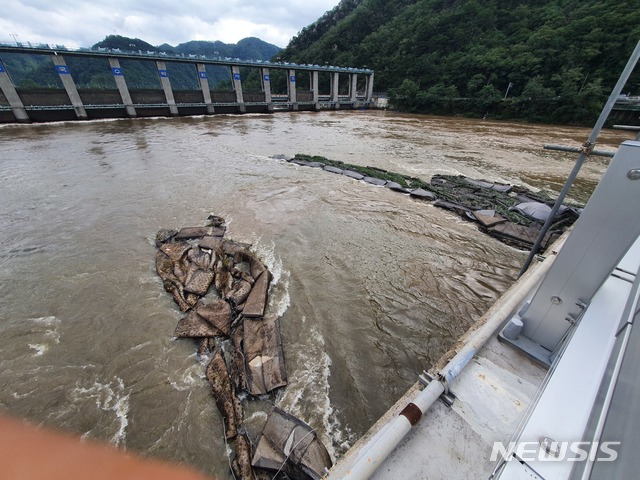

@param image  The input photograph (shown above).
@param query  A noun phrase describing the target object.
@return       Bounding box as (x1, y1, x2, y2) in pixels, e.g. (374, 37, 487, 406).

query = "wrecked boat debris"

(154, 216, 332, 480)
(244, 315, 287, 395)
(253, 407, 333, 480)
(280, 154, 582, 251)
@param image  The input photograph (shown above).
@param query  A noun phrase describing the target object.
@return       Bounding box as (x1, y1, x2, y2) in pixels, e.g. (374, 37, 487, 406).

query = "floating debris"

(252, 407, 332, 480)
(244, 315, 287, 395)
(363, 176, 386, 186)
(343, 170, 364, 180)
(243, 271, 270, 318)
(175, 225, 226, 240)
(323, 165, 344, 175)
(207, 349, 241, 440)
(155, 216, 332, 480)
(409, 188, 437, 200)
(281, 154, 583, 251)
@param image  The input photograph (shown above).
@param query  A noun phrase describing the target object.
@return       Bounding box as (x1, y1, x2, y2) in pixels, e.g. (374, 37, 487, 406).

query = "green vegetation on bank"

(295, 153, 430, 188)
(281, 0, 640, 125)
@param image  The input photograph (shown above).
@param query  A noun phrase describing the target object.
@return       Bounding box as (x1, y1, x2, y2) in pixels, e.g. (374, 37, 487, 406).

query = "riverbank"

(385, 96, 638, 128)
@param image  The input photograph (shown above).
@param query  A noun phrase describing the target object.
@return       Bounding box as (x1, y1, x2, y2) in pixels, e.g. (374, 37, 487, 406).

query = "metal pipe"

(328, 233, 568, 480)
(334, 383, 443, 480)
(519, 40, 640, 277)
(612, 124, 640, 131)
(543, 144, 615, 158)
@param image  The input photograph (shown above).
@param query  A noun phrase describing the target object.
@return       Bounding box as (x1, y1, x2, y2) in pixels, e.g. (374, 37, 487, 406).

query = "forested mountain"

(2, 35, 281, 91)
(280, 0, 640, 124)
(93, 35, 157, 52)
(94, 36, 281, 61)
(174, 37, 281, 61)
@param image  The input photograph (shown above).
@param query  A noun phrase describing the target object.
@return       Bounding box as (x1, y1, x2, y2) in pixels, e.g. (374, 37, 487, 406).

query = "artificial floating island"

(155, 215, 332, 480)
(276, 154, 583, 251)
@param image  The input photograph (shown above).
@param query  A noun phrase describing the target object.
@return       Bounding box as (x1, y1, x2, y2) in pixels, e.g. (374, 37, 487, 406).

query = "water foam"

(250, 239, 291, 317)
(27, 344, 46, 356)
(169, 362, 207, 392)
(247, 243, 353, 456)
(245, 410, 268, 423)
(71, 377, 130, 447)
(25, 316, 60, 356)
(31, 315, 59, 325)
(12, 388, 36, 399)
(129, 340, 152, 352)
(276, 325, 354, 460)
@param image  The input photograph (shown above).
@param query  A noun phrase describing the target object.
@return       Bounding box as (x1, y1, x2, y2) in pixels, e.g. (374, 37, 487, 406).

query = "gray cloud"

(1, 0, 340, 48)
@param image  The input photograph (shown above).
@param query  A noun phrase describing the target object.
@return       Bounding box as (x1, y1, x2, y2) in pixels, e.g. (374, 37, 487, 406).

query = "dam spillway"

(0, 43, 375, 123)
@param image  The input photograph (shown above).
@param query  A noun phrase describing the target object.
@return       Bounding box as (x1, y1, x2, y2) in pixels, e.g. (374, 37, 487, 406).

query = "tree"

(424, 82, 459, 101)
(389, 78, 419, 110)
(467, 74, 487, 95)
(521, 76, 555, 99)
(279, 0, 640, 124)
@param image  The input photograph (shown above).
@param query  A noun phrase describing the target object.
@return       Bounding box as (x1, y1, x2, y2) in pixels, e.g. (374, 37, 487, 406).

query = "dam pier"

(0, 43, 374, 123)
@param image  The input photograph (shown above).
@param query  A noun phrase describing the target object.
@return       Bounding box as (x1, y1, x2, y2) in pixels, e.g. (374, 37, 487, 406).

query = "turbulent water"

(0, 111, 631, 477)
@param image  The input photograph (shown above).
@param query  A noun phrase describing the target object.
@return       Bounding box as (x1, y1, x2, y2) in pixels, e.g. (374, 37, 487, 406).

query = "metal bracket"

(418, 371, 456, 407)
(517, 141, 640, 351)
(543, 143, 615, 158)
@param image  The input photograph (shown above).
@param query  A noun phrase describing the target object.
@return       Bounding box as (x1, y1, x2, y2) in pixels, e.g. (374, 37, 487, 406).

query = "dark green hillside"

(286, 0, 366, 51)
(280, 0, 640, 124)
(233, 37, 282, 62)
(93, 35, 157, 52)
(170, 37, 281, 60)
(173, 40, 232, 57)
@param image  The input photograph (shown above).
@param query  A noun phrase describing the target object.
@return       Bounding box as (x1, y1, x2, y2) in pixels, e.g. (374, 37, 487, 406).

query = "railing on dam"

(0, 42, 375, 123)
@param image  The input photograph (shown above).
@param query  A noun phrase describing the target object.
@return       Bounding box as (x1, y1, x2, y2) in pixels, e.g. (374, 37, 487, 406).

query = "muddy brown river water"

(0, 111, 632, 478)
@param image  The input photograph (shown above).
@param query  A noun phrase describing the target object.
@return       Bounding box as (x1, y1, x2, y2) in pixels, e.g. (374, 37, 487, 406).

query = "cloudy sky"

(1, 0, 341, 48)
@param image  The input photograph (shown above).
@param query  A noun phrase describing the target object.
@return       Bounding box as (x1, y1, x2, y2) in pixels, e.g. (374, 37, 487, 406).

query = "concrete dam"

(0, 43, 375, 123)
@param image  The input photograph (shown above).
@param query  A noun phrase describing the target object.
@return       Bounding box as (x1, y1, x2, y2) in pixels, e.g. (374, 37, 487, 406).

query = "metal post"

(519, 40, 640, 277)
(503, 81, 512, 100)
(108, 58, 136, 117)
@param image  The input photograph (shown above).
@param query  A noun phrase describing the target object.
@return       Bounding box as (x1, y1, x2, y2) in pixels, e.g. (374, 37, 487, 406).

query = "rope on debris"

(222, 418, 238, 480)
(273, 428, 316, 478)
